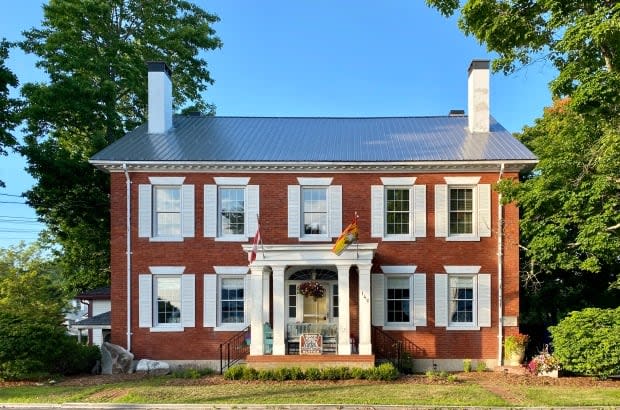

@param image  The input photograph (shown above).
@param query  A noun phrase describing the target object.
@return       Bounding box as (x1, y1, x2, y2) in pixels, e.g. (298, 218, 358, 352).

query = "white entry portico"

(242, 243, 377, 358)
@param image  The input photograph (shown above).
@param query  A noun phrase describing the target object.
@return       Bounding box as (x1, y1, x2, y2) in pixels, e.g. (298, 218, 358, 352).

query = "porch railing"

(371, 325, 403, 370)
(218, 326, 250, 374)
(287, 323, 338, 354)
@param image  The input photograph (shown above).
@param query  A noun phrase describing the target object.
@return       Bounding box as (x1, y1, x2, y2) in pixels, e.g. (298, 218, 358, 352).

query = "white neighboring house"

(72, 287, 111, 347)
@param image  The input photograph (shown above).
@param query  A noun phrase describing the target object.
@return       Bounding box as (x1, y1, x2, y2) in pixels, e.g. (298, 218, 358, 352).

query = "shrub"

(463, 359, 472, 372)
(550, 307, 620, 378)
(223, 365, 244, 380)
(350, 367, 366, 379)
(304, 367, 321, 381)
(367, 362, 398, 381)
(242, 366, 258, 380)
(288, 366, 304, 380)
(257, 369, 274, 381)
(399, 352, 414, 374)
(476, 361, 487, 372)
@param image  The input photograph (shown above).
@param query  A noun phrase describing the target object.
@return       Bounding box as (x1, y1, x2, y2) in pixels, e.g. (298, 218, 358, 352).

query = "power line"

(0, 193, 24, 198)
(0, 200, 27, 204)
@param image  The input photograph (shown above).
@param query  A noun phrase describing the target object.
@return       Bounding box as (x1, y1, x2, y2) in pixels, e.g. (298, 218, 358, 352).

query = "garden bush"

(224, 363, 399, 381)
(549, 307, 620, 378)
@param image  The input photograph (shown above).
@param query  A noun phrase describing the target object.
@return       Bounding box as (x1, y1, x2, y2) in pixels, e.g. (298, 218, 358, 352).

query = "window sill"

(382, 236, 416, 242)
(214, 324, 247, 332)
(298, 237, 331, 242)
(214, 236, 248, 242)
(149, 326, 184, 332)
(382, 325, 416, 331)
(149, 236, 184, 242)
(446, 236, 480, 242)
(446, 325, 480, 331)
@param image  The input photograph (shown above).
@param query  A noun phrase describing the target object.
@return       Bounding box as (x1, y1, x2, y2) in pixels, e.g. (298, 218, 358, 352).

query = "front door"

(303, 293, 329, 323)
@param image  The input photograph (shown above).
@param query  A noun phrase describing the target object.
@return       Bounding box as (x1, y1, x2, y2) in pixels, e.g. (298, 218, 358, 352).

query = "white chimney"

(147, 61, 173, 134)
(467, 60, 490, 133)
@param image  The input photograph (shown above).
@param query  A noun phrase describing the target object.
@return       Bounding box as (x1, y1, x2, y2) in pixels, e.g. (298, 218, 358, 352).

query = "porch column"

(271, 265, 286, 355)
(249, 266, 264, 355)
(337, 264, 351, 355)
(262, 271, 271, 323)
(358, 264, 372, 355)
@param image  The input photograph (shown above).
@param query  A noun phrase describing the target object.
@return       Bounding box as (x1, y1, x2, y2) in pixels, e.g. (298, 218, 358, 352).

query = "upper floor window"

(219, 187, 245, 236)
(204, 178, 259, 241)
(371, 177, 426, 241)
(153, 186, 181, 237)
(288, 178, 342, 241)
(449, 187, 473, 235)
(435, 177, 491, 241)
(302, 187, 328, 236)
(138, 177, 194, 242)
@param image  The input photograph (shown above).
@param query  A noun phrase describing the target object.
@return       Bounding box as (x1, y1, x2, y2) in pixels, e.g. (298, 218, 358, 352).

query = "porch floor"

(246, 354, 375, 370)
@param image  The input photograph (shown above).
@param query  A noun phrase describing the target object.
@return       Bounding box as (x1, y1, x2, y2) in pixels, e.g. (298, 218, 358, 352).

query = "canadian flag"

(248, 225, 261, 264)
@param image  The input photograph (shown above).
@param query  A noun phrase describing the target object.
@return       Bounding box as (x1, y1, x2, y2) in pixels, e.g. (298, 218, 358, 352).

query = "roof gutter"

(497, 162, 505, 366)
(123, 163, 132, 352)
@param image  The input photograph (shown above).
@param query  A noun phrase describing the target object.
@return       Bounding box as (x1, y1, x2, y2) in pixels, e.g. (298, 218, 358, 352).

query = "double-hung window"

(434, 266, 490, 330)
(371, 177, 426, 240)
(203, 267, 251, 331)
(204, 178, 259, 241)
(371, 267, 427, 329)
(435, 177, 491, 241)
(138, 266, 195, 331)
(138, 177, 195, 241)
(288, 178, 342, 241)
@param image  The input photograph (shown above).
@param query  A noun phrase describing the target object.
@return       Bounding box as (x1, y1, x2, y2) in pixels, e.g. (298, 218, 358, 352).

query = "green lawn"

(1, 375, 619, 407)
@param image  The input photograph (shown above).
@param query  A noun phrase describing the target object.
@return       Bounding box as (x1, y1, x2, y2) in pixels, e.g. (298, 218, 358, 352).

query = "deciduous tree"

(0, 39, 21, 188)
(18, 0, 222, 292)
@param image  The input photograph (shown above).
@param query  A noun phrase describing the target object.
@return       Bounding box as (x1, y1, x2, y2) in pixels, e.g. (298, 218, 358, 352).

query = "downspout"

(497, 163, 505, 366)
(123, 163, 132, 352)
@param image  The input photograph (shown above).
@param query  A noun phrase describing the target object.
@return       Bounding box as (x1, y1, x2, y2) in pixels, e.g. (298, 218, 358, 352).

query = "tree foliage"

(426, 0, 620, 325)
(0, 39, 21, 188)
(18, 0, 222, 293)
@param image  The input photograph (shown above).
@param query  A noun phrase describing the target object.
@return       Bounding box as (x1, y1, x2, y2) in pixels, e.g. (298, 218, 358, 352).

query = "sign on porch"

(299, 333, 323, 355)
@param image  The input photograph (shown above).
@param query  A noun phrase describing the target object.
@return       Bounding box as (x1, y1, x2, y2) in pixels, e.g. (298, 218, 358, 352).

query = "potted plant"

(504, 333, 529, 366)
(297, 281, 326, 299)
(528, 346, 560, 377)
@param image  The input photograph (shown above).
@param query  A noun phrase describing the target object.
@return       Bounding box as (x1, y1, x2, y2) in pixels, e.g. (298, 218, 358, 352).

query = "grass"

(0, 375, 619, 407)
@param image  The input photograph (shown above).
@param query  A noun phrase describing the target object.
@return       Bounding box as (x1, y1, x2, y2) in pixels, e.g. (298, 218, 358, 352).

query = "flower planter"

(539, 369, 559, 378)
(506, 349, 525, 366)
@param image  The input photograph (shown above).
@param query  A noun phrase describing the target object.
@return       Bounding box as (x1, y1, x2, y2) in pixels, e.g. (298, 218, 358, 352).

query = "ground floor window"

(220, 277, 245, 324)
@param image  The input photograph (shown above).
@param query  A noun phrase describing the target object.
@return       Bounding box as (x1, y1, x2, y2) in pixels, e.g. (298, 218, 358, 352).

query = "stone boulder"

(101, 342, 134, 375)
(135, 359, 170, 376)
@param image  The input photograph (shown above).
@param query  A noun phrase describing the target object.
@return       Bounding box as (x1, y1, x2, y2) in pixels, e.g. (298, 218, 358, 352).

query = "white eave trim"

(90, 159, 539, 174)
(444, 265, 481, 274)
(149, 266, 186, 275)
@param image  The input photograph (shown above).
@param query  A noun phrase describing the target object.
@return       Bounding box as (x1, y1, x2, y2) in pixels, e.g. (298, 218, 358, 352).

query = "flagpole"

(257, 214, 265, 259)
(355, 211, 359, 259)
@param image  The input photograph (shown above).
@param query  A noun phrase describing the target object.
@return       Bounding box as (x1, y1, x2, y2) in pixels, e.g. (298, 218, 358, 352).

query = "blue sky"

(0, 0, 556, 249)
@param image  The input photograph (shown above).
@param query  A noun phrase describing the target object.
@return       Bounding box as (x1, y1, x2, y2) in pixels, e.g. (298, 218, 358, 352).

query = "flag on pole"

(249, 217, 261, 264)
(332, 213, 359, 256)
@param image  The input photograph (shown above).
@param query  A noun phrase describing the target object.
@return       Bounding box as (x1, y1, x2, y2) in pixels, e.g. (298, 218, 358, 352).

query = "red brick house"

(90, 60, 536, 371)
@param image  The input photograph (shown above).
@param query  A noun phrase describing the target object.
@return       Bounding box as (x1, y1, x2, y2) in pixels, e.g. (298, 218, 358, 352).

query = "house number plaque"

(300, 333, 323, 355)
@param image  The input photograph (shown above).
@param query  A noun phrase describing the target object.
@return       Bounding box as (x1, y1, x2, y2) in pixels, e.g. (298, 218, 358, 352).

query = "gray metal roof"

(75, 311, 111, 327)
(91, 116, 536, 163)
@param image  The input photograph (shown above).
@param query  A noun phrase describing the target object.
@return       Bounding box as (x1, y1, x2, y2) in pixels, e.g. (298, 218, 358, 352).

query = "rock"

(101, 342, 134, 375)
(135, 359, 170, 376)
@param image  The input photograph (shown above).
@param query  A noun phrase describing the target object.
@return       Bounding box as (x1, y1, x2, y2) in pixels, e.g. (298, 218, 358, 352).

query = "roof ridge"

(175, 114, 469, 120)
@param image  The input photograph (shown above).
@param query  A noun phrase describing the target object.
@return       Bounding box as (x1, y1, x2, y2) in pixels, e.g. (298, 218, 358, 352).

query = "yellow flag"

(332, 214, 359, 255)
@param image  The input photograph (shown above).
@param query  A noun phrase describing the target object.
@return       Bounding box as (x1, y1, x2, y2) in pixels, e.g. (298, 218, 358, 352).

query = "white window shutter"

(288, 185, 300, 238)
(478, 184, 491, 237)
(434, 185, 448, 238)
(203, 274, 217, 327)
(246, 185, 260, 238)
(371, 185, 384, 238)
(434, 274, 448, 327)
(478, 273, 491, 327)
(413, 273, 427, 326)
(371, 274, 385, 326)
(328, 185, 342, 238)
(182, 185, 195, 238)
(413, 185, 427, 238)
(138, 184, 152, 238)
(244, 275, 252, 325)
(204, 184, 217, 238)
(181, 274, 195, 327)
(138, 274, 152, 328)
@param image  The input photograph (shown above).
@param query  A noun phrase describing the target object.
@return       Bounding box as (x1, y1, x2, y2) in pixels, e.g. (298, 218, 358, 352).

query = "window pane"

(220, 188, 245, 235)
(386, 188, 410, 235)
(288, 284, 297, 318)
(386, 277, 411, 324)
(153, 187, 181, 237)
(221, 278, 244, 324)
(156, 276, 181, 324)
(449, 276, 474, 324)
(302, 188, 328, 235)
(449, 188, 473, 235)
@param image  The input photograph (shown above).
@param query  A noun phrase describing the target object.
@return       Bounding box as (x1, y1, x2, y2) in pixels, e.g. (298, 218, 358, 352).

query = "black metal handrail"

(371, 325, 403, 370)
(219, 326, 250, 374)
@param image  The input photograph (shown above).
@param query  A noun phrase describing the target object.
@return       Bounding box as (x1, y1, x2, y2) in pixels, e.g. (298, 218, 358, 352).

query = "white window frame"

(384, 274, 414, 328)
(204, 178, 259, 242)
(152, 274, 182, 329)
(218, 275, 246, 327)
(288, 178, 341, 242)
(372, 266, 426, 330)
(447, 274, 477, 329)
(301, 186, 329, 239)
(152, 185, 182, 239)
(204, 267, 251, 331)
(371, 177, 425, 241)
(448, 185, 477, 239)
